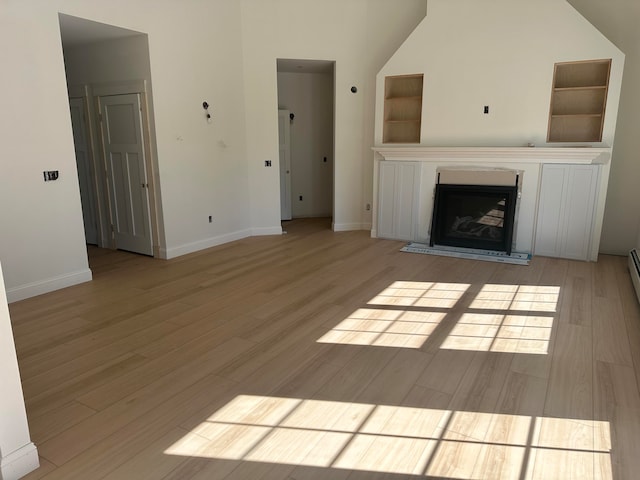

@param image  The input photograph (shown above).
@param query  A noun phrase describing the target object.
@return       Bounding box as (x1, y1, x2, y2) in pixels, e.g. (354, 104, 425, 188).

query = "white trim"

(0, 442, 39, 480)
(333, 222, 366, 232)
(372, 146, 611, 165)
(159, 229, 252, 259)
(250, 226, 283, 236)
(6, 269, 93, 303)
(91, 79, 147, 97)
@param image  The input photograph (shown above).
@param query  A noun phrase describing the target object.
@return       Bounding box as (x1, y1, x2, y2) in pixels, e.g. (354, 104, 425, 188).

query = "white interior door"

(69, 97, 99, 245)
(278, 109, 292, 221)
(99, 93, 153, 256)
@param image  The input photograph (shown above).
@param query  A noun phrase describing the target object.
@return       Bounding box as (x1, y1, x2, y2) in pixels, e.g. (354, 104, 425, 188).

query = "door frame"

(91, 80, 162, 256)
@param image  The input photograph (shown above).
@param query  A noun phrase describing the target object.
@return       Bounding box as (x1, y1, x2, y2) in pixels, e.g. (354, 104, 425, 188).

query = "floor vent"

(629, 249, 640, 304)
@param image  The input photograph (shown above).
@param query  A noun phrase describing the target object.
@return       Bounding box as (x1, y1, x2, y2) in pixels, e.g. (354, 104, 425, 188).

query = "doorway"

(276, 59, 335, 226)
(59, 14, 160, 258)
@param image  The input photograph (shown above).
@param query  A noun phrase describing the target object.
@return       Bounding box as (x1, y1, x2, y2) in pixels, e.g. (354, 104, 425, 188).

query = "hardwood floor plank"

(27, 353, 148, 418)
(614, 256, 640, 390)
(356, 349, 434, 405)
(415, 349, 476, 397)
(37, 337, 252, 466)
(544, 323, 593, 420)
(592, 297, 634, 366)
(28, 401, 97, 445)
(36, 374, 239, 479)
(77, 334, 254, 411)
(7, 220, 640, 479)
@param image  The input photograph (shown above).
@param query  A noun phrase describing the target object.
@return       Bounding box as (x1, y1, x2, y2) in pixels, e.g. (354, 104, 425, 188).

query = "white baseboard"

(6, 269, 93, 303)
(1, 442, 39, 480)
(250, 226, 283, 236)
(159, 229, 252, 259)
(332, 222, 368, 232)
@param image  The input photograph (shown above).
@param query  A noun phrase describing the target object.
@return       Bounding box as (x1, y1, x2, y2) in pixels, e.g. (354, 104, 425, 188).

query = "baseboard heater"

(629, 249, 640, 304)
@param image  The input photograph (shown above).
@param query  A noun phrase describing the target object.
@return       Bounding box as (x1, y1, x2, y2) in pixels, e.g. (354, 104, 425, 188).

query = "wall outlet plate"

(43, 170, 59, 181)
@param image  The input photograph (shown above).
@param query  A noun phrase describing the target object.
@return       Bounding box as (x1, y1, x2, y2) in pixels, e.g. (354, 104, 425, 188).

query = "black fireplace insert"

(430, 183, 518, 255)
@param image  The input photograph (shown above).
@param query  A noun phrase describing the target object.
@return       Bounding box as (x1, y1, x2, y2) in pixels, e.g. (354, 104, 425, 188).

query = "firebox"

(430, 183, 518, 255)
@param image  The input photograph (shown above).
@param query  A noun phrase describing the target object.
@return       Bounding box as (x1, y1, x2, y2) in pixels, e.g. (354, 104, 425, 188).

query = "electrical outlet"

(299, 195, 303, 201)
(366, 203, 371, 211)
(265, 160, 272, 167)
(208, 216, 213, 223)
(484, 105, 489, 114)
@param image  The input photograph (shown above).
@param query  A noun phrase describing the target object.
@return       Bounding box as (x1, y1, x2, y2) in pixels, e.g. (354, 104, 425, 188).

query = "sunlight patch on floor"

(442, 285, 559, 354)
(317, 308, 446, 348)
(441, 313, 554, 354)
(470, 284, 560, 313)
(318, 282, 559, 352)
(367, 281, 471, 308)
(165, 395, 612, 479)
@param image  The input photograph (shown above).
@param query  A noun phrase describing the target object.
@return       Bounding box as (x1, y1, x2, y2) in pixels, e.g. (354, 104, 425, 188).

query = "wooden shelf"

(548, 115, 604, 143)
(554, 86, 607, 91)
(547, 59, 611, 143)
(551, 114, 602, 119)
(383, 74, 423, 144)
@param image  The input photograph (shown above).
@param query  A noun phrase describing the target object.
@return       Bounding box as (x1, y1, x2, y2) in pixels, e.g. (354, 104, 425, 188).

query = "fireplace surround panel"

(438, 169, 518, 187)
(371, 147, 612, 261)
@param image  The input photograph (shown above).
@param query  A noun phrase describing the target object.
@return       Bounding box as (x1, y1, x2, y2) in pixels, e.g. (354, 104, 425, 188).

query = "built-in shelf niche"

(383, 74, 423, 144)
(548, 59, 611, 143)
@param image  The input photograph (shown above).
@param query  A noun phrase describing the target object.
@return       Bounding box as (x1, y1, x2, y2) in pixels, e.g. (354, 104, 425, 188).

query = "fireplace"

(430, 183, 518, 255)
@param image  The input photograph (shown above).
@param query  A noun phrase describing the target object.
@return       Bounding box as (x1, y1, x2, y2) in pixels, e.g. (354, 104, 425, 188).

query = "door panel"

(278, 110, 292, 221)
(69, 97, 99, 244)
(99, 94, 153, 256)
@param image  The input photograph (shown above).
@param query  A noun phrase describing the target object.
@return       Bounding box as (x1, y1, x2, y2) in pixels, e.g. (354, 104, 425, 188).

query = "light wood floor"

(10, 218, 640, 479)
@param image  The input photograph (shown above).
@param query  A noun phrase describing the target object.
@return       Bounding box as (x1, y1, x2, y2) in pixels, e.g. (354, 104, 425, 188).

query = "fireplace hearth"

(430, 183, 518, 255)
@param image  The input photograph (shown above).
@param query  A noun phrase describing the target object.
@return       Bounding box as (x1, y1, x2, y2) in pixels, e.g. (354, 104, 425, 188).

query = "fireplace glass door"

(430, 184, 518, 255)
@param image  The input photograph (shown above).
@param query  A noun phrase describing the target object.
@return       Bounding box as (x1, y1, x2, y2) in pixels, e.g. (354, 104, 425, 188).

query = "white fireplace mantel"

(371, 145, 613, 261)
(372, 146, 611, 165)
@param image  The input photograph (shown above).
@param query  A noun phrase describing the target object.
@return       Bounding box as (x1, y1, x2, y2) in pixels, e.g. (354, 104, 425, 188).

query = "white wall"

(240, 0, 427, 232)
(566, 0, 640, 254)
(0, 0, 251, 301)
(0, 2, 92, 302)
(376, 0, 624, 149)
(277, 71, 334, 218)
(0, 0, 427, 299)
(0, 263, 38, 479)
